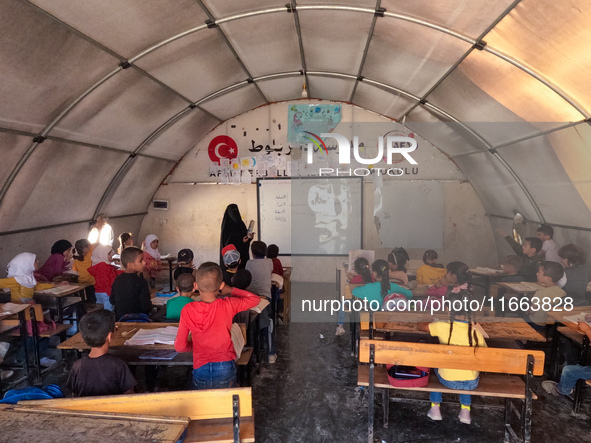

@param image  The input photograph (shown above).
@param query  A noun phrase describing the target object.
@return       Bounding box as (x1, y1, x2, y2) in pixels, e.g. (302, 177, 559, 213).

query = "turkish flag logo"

(208, 135, 238, 164)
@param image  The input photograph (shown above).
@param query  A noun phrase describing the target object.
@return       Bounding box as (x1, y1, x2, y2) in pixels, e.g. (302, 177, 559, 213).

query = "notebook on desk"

(36, 285, 82, 295)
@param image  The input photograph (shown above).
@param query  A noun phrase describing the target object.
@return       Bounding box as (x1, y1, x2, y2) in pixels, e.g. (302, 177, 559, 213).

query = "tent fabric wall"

(2, 0, 591, 270)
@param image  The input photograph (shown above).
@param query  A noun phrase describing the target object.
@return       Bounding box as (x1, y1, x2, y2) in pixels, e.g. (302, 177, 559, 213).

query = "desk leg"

(169, 262, 173, 291)
(56, 298, 64, 324)
(573, 335, 589, 413)
(29, 308, 41, 384)
(17, 311, 29, 377)
(548, 323, 559, 380)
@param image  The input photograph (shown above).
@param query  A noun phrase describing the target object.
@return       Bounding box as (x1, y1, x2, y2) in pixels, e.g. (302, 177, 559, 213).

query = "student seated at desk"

(387, 247, 410, 285)
(351, 259, 412, 307)
(174, 248, 196, 281)
(524, 261, 566, 332)
(499, 255, 524, 282)
(267, 244, 284, 277)
(35, 240, 72, 282)
(221, 244, 241, 286)
(117, 232, 133, 255)
(174, 262, 259, 389)
(142, 234, 162, 287)
(246, 241, 277, 363)
(420, 288, 487, 425)
(427, 262, 470, 299)
(537, 224, 561, 263)
(88, 245, 123, 312)
(72, 239, 96, 303)
(0, 252, 55, 303)
(416, 250, 446, 285)
(111, 247, 152, 321)
(347, 257, 374, 284)
(67, 309, 136, 397)
(558, 244, 589, 306)
(231, 269, 252, 325)
(166, 273, 196, 322)
(498, 230, 543, 282)
(543, 320, 591, 396)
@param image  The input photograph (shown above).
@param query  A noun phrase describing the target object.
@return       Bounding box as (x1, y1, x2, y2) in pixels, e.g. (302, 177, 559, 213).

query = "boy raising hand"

(174, 262, 260, 389)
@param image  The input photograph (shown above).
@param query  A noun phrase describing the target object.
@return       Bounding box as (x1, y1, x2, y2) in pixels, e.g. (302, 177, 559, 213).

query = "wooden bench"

(358, 339, 545, 443)
(23, 388, 254, 443)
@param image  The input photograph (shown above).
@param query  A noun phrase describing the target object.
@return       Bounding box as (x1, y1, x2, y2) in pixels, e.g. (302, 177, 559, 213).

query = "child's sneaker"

(40, 357, 56, 368)
(0, 370, 14, 381)
(268, 354, 277, 364)
(335, 325, 346, 336)
(542, 380, 562, 395)
(427, 403, 442, 421)
(458, 406, 471, 424)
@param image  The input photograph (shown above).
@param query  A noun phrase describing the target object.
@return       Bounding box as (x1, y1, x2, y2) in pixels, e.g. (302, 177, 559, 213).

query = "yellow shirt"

(72, 245, 96, 285)
(416, 265, 446, 285)
(0, 277, 53, 303)
(429, 321, 487, 381)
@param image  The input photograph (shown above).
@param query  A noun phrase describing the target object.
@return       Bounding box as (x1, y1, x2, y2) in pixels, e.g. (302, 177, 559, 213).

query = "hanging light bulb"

(301, 83, 308, 98)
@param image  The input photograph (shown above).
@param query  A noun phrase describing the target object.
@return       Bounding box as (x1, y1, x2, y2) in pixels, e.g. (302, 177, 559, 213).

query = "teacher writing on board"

(220, 204, 254, 270)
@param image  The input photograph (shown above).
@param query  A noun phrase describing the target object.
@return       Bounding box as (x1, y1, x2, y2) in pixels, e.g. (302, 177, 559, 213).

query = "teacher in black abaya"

(220, 204, 254, 270)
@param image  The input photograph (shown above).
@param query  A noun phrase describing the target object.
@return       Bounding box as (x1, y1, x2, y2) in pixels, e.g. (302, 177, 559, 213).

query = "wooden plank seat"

(22, 388, 254, 443)
(10, 323, 71, 338)
(358, 339, 545, 443)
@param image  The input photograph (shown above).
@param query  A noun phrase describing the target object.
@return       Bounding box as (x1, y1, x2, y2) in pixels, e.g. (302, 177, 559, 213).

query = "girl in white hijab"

(0, 253, 53, 303)
(91, 244, 114, 266)
(143, 234, 162, 284)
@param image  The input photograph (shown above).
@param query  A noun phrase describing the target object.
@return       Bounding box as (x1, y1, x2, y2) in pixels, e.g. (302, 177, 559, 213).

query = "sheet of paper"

(36, 285, 82, 295)
(124, 326, 179, 346)
(563, 312, 590, 325)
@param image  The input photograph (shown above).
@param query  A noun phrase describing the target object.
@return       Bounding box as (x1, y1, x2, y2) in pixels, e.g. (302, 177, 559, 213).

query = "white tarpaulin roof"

(2, 0, 591, 234)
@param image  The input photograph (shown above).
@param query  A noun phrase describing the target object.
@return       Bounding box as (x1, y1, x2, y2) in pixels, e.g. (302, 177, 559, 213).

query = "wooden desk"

(282, 267, 292, 324)
(33, 284, 88, 326)
(0, 404, 188, 443)
(497, 281, 544, 295)
(372, 312, 546, 342)
(469, 268, 506, 299)
(59, 322, 180, 351)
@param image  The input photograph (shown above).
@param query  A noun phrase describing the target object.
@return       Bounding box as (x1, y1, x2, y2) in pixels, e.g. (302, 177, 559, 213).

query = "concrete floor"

(7, 282, 591, 442)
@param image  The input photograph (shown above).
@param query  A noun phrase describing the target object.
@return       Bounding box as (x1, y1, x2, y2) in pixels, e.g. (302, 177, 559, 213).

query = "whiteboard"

(257, 177, 363, 255)
(374, 180, 443, 249)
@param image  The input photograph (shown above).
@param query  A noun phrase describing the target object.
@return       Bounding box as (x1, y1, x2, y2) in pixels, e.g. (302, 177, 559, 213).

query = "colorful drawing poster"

(287, 104, 342, 144)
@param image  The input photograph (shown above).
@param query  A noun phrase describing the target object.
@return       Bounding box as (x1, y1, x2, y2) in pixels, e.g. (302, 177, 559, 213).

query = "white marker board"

(257, 177, 363, 255)
(374, 180, 444, 249)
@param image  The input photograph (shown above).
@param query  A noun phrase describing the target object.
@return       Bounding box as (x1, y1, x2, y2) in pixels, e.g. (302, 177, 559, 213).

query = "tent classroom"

(1, 1, 591, 442)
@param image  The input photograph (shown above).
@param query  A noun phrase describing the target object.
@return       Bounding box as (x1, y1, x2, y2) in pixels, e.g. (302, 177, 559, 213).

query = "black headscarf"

(51, 239, 72, 255)
(220, 204, 251, 269)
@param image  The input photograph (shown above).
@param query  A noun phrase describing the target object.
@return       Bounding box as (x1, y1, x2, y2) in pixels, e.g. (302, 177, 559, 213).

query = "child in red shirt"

(88, 244, 122, 311)
(174, 262, 259, 389)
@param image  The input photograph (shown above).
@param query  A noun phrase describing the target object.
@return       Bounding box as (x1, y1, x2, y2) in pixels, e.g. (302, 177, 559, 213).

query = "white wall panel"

(308, 77, 355, 102)
(0, 140, 127, 231)
(0, 0, 118, 133)
(498, 135, 591, 227)
(299, 10, 373, 74)
(220, 14, 300, 77)
(29, 0, 209, 58)
(51, 69, 189, 151)
(135, 29, 247, 101)
(381, 0, 516, 37)
(0, 132, 33, 186)
(362, 18, 471, 96)
(199, 85, 266, 121)
(353, 82, 416, 120)
(100, 157, 175, 217)
(141, 109, 220, 160)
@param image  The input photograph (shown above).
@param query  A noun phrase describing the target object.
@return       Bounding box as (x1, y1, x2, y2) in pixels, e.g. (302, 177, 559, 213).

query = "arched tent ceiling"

(2, 0, 591, 235)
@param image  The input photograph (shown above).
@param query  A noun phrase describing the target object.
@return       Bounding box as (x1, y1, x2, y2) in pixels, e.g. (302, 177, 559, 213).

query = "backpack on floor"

(0, 384, 64, 404)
